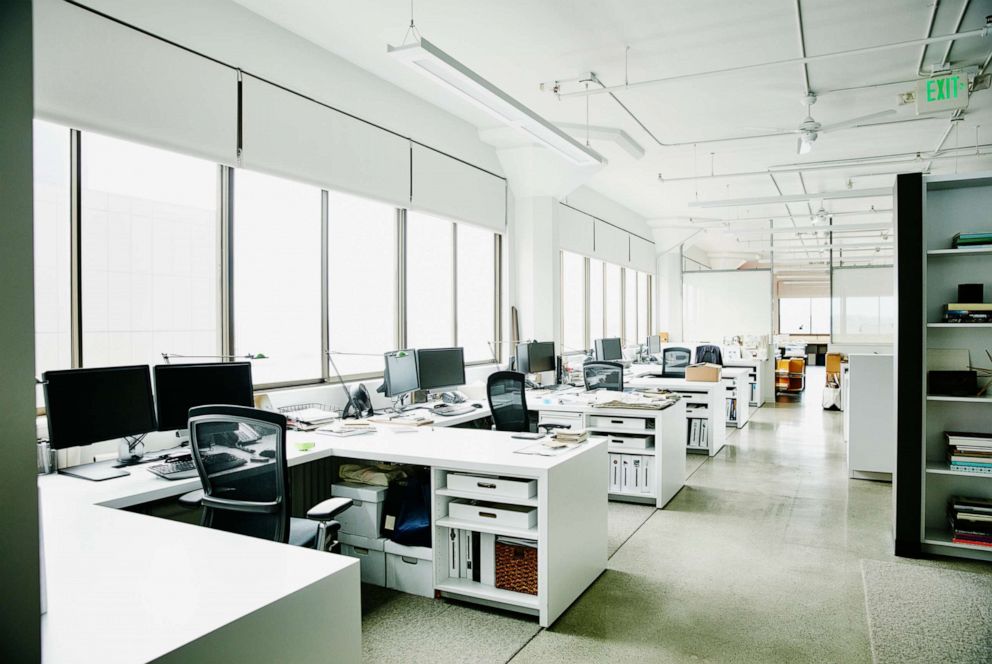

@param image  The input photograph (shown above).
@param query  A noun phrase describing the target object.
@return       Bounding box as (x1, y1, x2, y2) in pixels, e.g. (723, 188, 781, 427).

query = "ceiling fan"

(755, 95, 898, 155)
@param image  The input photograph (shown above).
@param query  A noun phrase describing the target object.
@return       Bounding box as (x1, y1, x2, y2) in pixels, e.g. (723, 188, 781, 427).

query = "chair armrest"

(178, 489, 204, 509)
(306, 497, 352, 522)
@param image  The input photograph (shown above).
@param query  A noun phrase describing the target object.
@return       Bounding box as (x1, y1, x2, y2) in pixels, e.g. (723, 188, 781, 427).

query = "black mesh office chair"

(661, 347, 692, 378)
(694, 344, 723, 365)
(582, 362, 624, 391)
(183, 405, 352, 552)
(487, 371, 570, 434)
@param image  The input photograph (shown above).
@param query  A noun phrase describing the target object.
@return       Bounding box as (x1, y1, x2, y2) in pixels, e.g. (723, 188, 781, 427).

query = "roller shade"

(593, 220, 629, 265)
(557, 204, 595, 255)
(629, 236, 656, 272)
(411, 144, 506, 232)
(831, 266, 894, 343)
(34, 0, 238, 165)
(683, 270, 772, 340)
(241, 75, 410, 206)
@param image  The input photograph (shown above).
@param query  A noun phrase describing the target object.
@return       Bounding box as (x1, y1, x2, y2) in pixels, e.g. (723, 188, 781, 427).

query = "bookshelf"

(894, 171, 992, 563)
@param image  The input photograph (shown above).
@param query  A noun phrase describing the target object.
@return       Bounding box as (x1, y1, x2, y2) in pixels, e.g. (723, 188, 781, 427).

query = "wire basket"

(277, 402, 330, 415)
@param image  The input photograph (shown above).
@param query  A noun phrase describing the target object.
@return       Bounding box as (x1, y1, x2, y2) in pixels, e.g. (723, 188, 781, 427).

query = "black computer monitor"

(417, 347, 466, 390)
(43, 365, 157, 450)
(516, 341, 556, 374)
(153, 362, 254, 431)
(383, 349, 420, 398)
(594, 337, 623, 362)
(647, 335, 662, 354)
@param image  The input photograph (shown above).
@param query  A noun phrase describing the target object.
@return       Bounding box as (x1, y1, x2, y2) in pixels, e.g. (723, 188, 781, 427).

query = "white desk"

(41, 424, 607, 639)
(724, 357, 772, 408)
(624, 372, 728, 456)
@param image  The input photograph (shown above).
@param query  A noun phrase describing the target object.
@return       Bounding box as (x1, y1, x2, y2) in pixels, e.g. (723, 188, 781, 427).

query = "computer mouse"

(471, 403, 483, 408)
(259, 449, 277, 459)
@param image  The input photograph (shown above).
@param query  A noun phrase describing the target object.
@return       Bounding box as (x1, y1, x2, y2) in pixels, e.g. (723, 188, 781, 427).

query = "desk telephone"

(440, 390, 467, 404)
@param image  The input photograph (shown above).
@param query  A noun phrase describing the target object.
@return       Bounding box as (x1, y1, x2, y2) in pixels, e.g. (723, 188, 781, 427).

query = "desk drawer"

(448, 473, 537, 499)
(449, 499, 537, 530)
(589, 415, 649, 431)
(605, 433, 654, 450)
(538, 411, 582, 429)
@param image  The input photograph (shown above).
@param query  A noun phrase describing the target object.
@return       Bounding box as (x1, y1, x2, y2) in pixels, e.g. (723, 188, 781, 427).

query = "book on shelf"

(946, 432, 992, 447)
(952, 232, 992, 248)
(948, 495, 992, 546)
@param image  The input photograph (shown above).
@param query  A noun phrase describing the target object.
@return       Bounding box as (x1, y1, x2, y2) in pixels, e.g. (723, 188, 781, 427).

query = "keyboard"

(432, 404, 476, 417)
(148, 452, 248, 480)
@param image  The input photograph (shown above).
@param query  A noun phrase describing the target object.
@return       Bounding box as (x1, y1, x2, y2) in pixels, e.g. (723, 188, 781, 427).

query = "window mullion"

(69, 128, 83, 367)
(397, 208, 407, 348)
(219, 165, 235, 359)
(321, 190, 330, 382)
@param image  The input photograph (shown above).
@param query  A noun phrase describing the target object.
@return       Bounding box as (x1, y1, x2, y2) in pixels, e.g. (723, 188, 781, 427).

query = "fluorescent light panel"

(388, 38, 604, 167)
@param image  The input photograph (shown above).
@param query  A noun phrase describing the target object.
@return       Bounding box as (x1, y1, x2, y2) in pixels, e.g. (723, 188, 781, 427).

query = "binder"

(609, 454, 622, 492)
(480, 532, 496, 586)
(459, 530, 476, 580)
(641, 457, 653, 494)
(700, 420, 708, 448)
(448, 528, 460, 578)
(621, 456, 633, 492)
(630, 457, 642, 491)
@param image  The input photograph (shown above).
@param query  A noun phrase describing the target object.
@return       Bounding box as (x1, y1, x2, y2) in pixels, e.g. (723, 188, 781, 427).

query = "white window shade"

(629, 236, 656, 273)
(557, 205, 595, 255)
(241, 76, 411, 206)
(411, 144, 506, 232)
(831, 266, 894, 343)
(683, 270, 772, 341)
(594, 220, 629, 265)
(33, 0, 238, 165)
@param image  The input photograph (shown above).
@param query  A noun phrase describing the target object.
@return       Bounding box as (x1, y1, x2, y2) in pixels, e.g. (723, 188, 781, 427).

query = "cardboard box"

(825, 353, 844, 374)
(658, 332, 670, 342)
(685, 363, 722, 382)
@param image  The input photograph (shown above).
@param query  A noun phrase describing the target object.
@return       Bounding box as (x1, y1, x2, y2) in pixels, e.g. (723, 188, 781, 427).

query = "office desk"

(40, 424, 607, 639)
(623, 373, 727, 456)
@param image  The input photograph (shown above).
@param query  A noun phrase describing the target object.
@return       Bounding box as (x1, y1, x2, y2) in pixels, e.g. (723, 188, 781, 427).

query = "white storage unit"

(625, 374, 727, 457)
(721, 368, 749, 429)
(846, 354, 895, 480)
(385, 541, 435, 598)
(448, 500, 538, 530)
(332, 482, 388, 539)
(339, 533, 387, 587)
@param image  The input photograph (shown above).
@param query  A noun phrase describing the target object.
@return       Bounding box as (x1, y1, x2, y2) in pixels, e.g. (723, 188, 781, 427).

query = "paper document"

(514, 442, 573, 456)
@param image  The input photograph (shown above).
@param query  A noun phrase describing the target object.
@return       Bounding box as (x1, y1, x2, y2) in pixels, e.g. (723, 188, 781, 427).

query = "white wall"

(1, 0, 41, 656)
(562, 186, 653, 240)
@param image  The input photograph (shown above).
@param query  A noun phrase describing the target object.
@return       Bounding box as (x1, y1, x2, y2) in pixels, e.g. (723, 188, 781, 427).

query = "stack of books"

(952, 232, 992, 249)
(946, 432, 992, 473)
(943, 303, 992, 323)
(553, 429, 588, 444)
(948, 496, 992, 548)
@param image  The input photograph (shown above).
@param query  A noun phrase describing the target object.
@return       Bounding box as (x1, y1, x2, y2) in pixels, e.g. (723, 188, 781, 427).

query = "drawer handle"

(611, 439, 623, 445)
(401, 556, 419, 565)
(478, 511, 498, 519)
(477, 482, 497, 490)
(610, 419, 624, 424)
(355, 547, 370, 555)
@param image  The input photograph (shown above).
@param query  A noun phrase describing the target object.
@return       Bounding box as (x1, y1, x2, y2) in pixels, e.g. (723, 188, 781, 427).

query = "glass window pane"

(623, 268, 636, 345)
(561, 251, 585, 353)
(81, 132, 219, 368)
(407, 212, 453, 348)
(34, 120, 72, 406)
(605, 263, 622, 338)
(810, 297, 830, 334)
(456, 224, 495, 363)
(234, 170, 322, 384)
(328, 191, 398, 376)
(589, 259, 604, 341)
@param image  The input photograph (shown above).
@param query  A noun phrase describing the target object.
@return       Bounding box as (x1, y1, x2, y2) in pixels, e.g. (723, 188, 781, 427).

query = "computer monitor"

(417, 347, 466, 390)
(43, 365, 157, 450)
(516, 341, 556, 374)
(153, 362, 254, 431)
(647, 335, 662, 354)
(662, 347, 693, 378)
(383, 349, 420, 398)
(594, 337, 623, 362)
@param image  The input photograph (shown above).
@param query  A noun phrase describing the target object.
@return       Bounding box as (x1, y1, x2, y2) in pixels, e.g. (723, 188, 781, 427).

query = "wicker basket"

(494, 540, 538, 595)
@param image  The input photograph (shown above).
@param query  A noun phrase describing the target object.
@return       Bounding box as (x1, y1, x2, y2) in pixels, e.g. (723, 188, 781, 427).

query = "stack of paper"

(553, 429, 589, 444)
(316, 421, 376, 437)
(287, 407, 339, 428)
(368, 414, 434, 427)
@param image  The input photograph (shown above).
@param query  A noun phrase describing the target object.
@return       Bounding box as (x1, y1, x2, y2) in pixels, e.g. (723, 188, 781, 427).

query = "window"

(456, 223, 497, 363)
(328, 191, 397, 376)
(561, 251, 585, 352)
(33, 120, 72, 405)
(406, 211, 454, 349)
(637, 272, 651, 340)
(80, 132, 219, 368)
(623, 268, 637, 344)
(779, 297, 830, 335)
(234, 170, 322, 385)
(605, 263, 622, 338)
(589, 259, 604, 341)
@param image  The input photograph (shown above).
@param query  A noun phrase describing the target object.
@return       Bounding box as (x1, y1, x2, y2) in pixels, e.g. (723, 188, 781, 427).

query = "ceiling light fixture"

(388, 38, 605, 167)
(687, 187, 892, 208)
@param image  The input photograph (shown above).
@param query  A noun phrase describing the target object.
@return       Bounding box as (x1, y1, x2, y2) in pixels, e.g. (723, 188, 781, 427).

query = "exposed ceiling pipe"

(555, 122, 646, 158)
(794, 0, 812, 97)
(648, 208, 892, 225)
(556, 25, 991, 99)
(917, 0, 942, 76)
(731, 221, 893, 235)
(940, 0, 972, 69)
(688, 187, 892, 208)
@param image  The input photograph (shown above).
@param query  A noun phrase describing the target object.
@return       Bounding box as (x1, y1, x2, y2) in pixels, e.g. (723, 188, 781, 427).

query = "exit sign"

(916, 73, 969, 114)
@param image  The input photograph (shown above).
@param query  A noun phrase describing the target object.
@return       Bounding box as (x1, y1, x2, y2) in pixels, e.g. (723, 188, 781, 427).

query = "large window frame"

(560, 250, 653, 353)
(36, 124, 504, 395)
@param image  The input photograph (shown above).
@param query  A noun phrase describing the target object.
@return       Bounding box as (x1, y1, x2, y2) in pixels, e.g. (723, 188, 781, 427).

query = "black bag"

(381, 471, 431, 547)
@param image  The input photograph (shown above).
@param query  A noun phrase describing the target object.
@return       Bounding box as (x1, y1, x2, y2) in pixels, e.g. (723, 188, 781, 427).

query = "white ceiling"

(231, 0, 992, 261)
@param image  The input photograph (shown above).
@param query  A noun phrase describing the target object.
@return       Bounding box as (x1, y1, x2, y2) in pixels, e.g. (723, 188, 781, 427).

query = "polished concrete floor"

(360, 369, 992, 663)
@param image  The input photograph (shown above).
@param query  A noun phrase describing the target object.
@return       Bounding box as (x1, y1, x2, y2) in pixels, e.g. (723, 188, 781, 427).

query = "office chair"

(661, 347, 692, 378)
(182, 405, 352, 552)
(694, 344, 723, 365)
(486, 371, 570, 434)
(582, 362, 624, 391)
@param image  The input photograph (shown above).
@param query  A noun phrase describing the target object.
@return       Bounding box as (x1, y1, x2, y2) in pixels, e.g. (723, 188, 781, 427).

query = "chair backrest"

(188, 405, 291, 543)
(487, 371, 529, 432)
(661, 347, 692, 378)
(694, 344, 723, 366)
(583, 362, 624, 391)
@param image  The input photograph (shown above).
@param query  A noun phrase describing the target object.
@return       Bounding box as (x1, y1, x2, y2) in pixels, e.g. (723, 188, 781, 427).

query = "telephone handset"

(342, 383, 375, 419)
